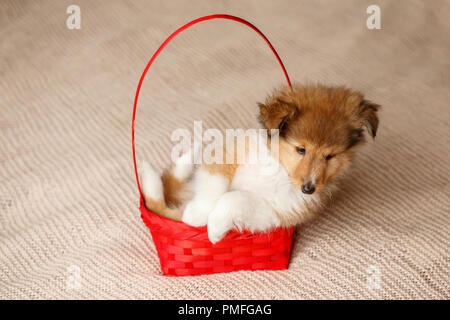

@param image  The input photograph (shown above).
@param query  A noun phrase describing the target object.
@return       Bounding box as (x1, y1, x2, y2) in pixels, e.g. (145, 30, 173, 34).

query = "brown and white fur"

(139, 84, 380, 243)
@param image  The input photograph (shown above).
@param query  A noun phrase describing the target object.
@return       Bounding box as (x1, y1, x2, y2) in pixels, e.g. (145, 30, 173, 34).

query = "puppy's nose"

(301, 183, 315, 194)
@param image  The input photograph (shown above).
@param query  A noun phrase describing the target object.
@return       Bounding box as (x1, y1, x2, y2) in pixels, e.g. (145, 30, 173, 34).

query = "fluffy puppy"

(140, 84, 380, 243)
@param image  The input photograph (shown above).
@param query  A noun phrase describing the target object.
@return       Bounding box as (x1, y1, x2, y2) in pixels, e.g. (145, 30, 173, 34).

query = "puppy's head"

(259, 84, 380, 194)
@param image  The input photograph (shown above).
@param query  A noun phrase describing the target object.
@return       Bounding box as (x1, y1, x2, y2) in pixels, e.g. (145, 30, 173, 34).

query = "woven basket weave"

(132, 15, 294, 276)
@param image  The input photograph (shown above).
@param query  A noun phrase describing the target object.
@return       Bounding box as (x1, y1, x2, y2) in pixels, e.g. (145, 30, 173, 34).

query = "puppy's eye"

(325, 154, 334, 160)
(296, 147, 306, 155)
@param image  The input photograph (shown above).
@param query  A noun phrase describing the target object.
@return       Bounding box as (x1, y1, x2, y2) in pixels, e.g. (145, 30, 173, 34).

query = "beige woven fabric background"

(1, 0, 449, 299)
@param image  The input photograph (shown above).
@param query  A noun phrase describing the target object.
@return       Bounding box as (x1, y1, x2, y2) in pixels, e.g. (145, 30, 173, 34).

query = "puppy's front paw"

(182, 200, 210, 227)
(207, 204, 233, 244)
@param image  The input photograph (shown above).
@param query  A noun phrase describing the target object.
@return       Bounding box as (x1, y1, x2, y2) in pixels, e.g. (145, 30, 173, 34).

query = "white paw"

(139, 161, 163, 200)
(207, 204, 233, 244)
(181, 200, 211, 227)
(173, 150, 194, 180)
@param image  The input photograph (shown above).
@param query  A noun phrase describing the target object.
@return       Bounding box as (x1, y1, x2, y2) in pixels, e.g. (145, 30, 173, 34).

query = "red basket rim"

(140, 196, 294, 241)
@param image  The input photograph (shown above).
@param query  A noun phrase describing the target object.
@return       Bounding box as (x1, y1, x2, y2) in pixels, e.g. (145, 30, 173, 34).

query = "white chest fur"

(230, 141, 320, 218)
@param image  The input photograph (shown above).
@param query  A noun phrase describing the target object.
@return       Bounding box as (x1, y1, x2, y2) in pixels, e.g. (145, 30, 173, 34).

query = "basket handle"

(132, 14, 292, 198)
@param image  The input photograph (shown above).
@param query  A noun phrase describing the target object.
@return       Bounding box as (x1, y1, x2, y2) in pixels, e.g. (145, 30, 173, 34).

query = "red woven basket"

(132, 14, 294, 276)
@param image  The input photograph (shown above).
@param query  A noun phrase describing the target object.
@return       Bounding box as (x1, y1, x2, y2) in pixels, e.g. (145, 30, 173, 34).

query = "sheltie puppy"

(139, 84, 380, 243)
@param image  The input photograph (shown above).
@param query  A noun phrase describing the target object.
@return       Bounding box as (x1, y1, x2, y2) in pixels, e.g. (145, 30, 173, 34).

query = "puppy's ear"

(258, 98, 298, 136)
(359, 99, 380, 138)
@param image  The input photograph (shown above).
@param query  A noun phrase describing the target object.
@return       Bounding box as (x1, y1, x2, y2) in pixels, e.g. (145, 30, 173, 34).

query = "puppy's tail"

(139, 152, 194, 221)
